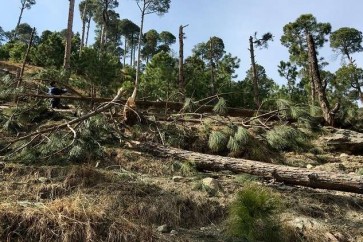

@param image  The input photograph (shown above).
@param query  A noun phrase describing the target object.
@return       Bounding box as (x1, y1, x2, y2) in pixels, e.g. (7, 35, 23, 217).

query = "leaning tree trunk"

(307, 33, 337, 126)
(137, 142, 363, 194)
(14, 3, 26, 39)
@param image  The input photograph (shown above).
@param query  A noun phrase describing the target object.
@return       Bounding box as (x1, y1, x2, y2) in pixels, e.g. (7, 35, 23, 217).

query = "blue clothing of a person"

(48, 84, 67, 108)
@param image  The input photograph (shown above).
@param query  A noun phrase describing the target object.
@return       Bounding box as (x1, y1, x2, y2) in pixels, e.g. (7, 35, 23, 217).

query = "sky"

(1, 0, 363, 86)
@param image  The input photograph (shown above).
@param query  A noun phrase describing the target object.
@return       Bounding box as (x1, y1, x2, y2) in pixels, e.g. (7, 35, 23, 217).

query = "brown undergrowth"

(0, 163, 225, 242)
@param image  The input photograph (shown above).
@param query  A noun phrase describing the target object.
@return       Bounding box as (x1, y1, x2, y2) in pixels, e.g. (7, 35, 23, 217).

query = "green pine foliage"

(0, 75, 23, 101)
(266, 125, 310, 152)
(10, 115, 119, 164)
(182, 98, 196, 112)
(213, 97, 227, 115)
(208, 131, 228, 153)
(208, 126, 273, 161)
(226, 183, 283, 242)
(275, 98, 307, 120)
(227, 127, 250, 153)
(3, 115, 24, 134)
(2, 101, 59, 134)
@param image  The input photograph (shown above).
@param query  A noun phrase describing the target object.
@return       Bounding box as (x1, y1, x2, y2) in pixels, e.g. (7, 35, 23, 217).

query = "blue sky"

(1, 0, 363, 85)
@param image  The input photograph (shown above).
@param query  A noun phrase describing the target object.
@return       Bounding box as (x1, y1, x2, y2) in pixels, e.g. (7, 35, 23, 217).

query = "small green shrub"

(226, 183, 283, 242)
(234, 174, 259, 184)
(172, 160, 196, 176)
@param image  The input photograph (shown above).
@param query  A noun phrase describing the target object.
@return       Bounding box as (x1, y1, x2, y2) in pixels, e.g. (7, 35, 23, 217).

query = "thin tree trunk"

(80, 3, 87, 55)
(100, 25, 105, 48)
(63, 0, 75, 72)
(209, 38, 215, 96)
(178, 25, 187, 101)
(80, 18, 86, 54)
(133, 5, 146, 100)
(18, 27, 35, 83)
(132, 36, 136, 67)
(14, 4, 25, 39)
(137, 142, 363, 194)
(123, 36, 127, 67)
(129, 34, 133, 66)
(85, 17, 91, 46)
(249, 36, 260, 108)
(15, 27, 35, 104)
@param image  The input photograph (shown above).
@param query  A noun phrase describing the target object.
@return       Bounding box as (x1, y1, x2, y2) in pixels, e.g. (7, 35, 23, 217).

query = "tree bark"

(18, 27, 35, 83)
(133, 3, 146, 101)
(80, 3, 87, 55)
(86, 17, 91, 46)
(63, 0, 75, 72)
(307, 34, 337, 125)
(178, 25, 187, 101)
(123, 36, 127, 67)
(249, 36, 260, 108)
(15, 4, 25, 38)
(137, 142, 363, 194)
(209, 38, 215, 96)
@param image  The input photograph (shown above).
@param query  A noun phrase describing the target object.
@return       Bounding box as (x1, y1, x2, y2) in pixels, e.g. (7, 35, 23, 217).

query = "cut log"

(136, 142, 363, 194)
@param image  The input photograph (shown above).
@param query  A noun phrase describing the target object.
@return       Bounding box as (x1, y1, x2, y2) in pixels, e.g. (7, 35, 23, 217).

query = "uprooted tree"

(124, 0, 171, 125)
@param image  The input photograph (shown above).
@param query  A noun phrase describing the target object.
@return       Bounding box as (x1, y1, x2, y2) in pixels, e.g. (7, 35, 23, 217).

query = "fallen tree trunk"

(136, 142, 363, 194)
(21, 93, 258, 117)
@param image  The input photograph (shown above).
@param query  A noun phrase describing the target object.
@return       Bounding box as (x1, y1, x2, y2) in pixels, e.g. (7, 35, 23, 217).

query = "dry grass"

(0, 162, 225, 241)
(0, 195, 155, 242)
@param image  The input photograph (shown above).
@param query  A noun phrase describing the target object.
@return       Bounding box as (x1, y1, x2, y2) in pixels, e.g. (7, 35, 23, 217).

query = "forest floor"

(0, 135, 363, 241)
(0, 62, 362, 241)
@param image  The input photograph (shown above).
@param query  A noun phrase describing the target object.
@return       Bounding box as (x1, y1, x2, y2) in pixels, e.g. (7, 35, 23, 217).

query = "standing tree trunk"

(99, 25, 105, 47)
(209, 38, 216, 96)
(85, 17, 91, 46)
(63, 0, 75, 73)
(307, 33, 338, 125)
(133, 3, 146, 100)
(123, 2, 146, 126)
(80, 3, 87, 55)
(249, 36, 260, 108)
(123, 36, 127, 67)
(178, 25, 187, 101)
(80, 18, 86, 54)
(129, 33, 136, 66)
